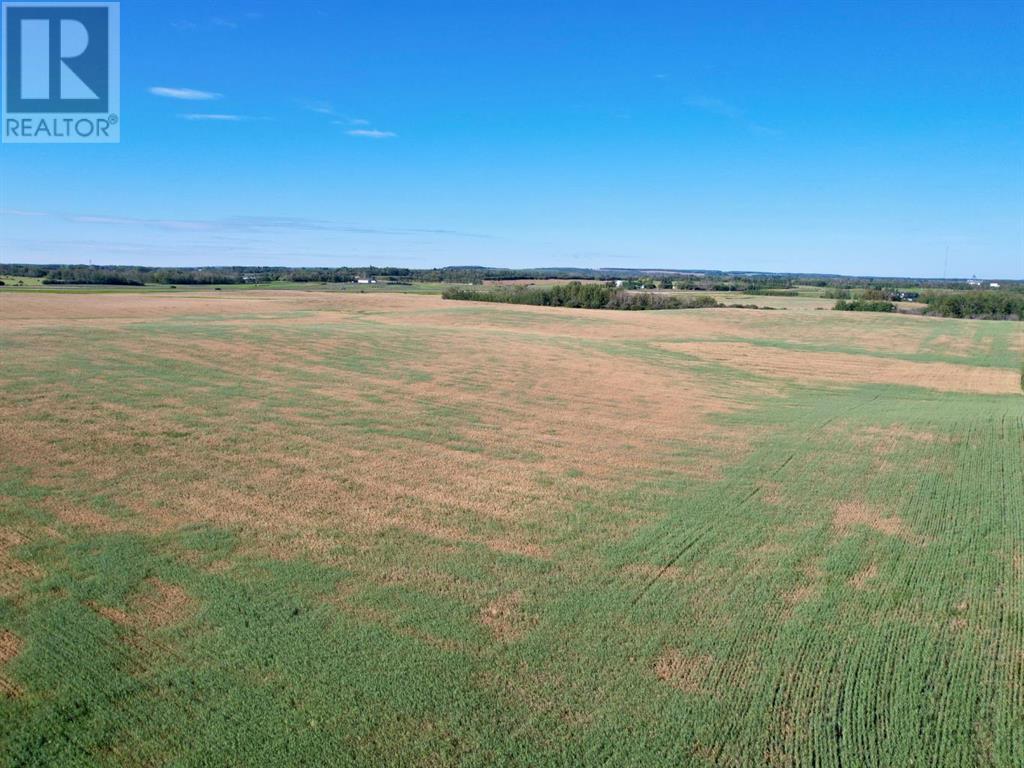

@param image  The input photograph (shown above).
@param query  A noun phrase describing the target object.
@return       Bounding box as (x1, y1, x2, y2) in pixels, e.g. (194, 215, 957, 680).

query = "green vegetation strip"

(443, 282, 722, 310)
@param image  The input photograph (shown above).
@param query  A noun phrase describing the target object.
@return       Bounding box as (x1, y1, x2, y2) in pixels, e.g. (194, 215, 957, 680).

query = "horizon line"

(0, 261, 1017, 283)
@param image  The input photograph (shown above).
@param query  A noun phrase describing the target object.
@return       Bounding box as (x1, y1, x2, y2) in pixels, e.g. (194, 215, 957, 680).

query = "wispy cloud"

(150, 86, 221, 100)
(307, 103, 373, 127)
(69, 215, 216, 231)
(0, 208, 46, 217)
(70, 215, 139, 225)
(54, 212, 486, 238)
(303, 100, 336, 115)
(684, 96, 743, 119)
(172, 15, 257, 32)
(684, 95, 779, 137)
(303, 102, 390, 135)
(180, 113, 247, 121)
(347, 129, 396, 139)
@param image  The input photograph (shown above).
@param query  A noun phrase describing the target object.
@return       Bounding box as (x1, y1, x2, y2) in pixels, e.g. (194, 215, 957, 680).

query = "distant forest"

(2, 262, 1018, 293)
(442, 282, 724, 310)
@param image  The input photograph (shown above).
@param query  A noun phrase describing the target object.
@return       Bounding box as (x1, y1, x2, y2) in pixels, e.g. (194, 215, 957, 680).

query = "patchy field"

(0, 291, 1021, 766)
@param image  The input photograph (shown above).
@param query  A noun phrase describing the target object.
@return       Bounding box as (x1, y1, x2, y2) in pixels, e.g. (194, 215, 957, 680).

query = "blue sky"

(1, 0, 1022, 277)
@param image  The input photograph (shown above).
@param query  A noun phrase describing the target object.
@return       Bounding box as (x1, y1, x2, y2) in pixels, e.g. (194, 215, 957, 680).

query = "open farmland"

(0, 290, 1021, 766)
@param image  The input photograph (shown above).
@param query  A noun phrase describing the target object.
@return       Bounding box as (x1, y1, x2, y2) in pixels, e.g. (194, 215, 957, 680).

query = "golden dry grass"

(92, 579, 191, 630)
(782, 559, 826, 615)
(0, 292, 756, 563)
(660, 341, 1019, 394)
(848, 562, 879, 590)
(479, 592, 532, 641)
(1, 291, 1016, 569)
(0, 630, 20, 666)
(0, 630, 23, 698)
(0, 527, 44, 598)
(653, 648, 716, 694)
(833, 501, 925, 545)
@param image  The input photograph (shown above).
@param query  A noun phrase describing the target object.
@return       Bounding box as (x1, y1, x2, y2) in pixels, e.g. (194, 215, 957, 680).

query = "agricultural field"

(701, 291, 836, 311)
(0, 290, 1021, 766)
(0, 276, 45, 288)
(0, 280, 449, 295)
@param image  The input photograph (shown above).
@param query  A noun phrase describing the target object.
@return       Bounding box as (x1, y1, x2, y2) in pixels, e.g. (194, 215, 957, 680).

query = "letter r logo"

(4, 4, 110, 113)
(2, 2, 119, 143)
(20, 18, 99, 100)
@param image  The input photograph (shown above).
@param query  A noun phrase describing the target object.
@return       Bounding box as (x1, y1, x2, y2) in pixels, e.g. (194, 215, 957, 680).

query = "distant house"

(967, 279, 982, 287)
(241, 273, 259, 283)
(989, 282, 1000, 288)
(614, 280, 624, 287)
(356, 277, 377, 284)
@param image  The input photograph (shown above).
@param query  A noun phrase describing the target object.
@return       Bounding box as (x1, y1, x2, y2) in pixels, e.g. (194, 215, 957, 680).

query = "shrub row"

(442, 282, 723, 311)
(833, 300, 896, 312)
(442, 281, 613, 308)
(604, 292, 720, 310)
(920, 291, 1023, 320)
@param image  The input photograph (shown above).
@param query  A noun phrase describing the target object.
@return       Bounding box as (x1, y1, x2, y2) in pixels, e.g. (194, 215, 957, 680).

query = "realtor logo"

(2, 2, 119, 142)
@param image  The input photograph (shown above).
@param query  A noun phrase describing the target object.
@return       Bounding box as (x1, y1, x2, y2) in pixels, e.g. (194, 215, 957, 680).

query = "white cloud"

(0, 208, 46, 217)
(305, 101, 336, 115)
(684, 96, 743, 119)
(348, 118, 370, 126)
(683, 95, 778, 136)
(181, 113, 245, 121)
(149, 86, 221, 100)
(70, 215, 137, 225)
(347, 129, 396, 138)
(52, 211, 486, 238)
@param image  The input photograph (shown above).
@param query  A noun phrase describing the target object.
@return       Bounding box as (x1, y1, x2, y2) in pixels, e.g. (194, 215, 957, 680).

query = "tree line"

(442, 282, 724, 310)
(833, 299, 896, 312)
(921, 291, 1023, 320)
(3, 262, 1020, 294)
